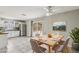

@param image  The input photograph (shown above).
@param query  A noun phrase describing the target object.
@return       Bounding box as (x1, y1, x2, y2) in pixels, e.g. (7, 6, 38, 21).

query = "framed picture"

(53, 22, 66, 31)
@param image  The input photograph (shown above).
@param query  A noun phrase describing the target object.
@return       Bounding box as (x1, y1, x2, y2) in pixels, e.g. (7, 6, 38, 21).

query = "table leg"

(48, 46, 51, 53)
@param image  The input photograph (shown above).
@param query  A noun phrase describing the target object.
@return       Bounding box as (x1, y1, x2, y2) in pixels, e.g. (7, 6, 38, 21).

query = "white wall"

(49, 9, 79, 35)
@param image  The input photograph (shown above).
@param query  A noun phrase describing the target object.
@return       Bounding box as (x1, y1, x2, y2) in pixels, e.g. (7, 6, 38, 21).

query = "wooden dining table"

(32, 37, 58, 53)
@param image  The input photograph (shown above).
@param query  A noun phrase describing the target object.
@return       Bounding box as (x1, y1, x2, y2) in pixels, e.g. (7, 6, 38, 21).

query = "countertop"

(0, 32, 8, 35)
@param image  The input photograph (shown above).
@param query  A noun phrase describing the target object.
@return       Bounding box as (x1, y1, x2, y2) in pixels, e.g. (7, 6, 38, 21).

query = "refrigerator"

(19, 23, 27, 36)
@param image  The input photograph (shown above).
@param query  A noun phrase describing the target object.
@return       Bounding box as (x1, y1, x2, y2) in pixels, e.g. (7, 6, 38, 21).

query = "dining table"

(31, 36, 59, 53)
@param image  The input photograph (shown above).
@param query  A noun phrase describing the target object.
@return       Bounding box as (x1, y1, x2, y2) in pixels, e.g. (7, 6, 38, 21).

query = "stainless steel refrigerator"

(19, 23, 27, 36)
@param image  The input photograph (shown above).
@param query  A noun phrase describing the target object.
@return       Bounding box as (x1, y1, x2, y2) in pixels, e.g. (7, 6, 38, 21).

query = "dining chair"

(30, 39, 46, 53)
(52, 38, 70, 53)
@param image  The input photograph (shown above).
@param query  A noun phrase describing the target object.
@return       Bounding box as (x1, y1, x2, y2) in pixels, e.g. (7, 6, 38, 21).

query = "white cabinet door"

(0, 34, 8, 48)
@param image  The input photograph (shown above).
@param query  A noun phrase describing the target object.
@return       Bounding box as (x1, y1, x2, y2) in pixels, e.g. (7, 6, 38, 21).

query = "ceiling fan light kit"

(44, 6, 54, 16)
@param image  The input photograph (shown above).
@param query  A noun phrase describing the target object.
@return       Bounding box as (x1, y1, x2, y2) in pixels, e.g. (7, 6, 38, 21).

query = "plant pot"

(72, 43, 79, 51)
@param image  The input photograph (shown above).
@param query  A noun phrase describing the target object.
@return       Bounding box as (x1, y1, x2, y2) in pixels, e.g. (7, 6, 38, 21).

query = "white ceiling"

(0, 6, 79, 20)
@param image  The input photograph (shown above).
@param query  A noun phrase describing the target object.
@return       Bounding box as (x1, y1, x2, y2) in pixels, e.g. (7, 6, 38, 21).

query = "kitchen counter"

(5, 31, 20, 38)
(0, 33, 8, 34)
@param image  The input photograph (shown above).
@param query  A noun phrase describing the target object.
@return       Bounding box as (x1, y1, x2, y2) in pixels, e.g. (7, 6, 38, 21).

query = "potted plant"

(70, 27, 79, 51)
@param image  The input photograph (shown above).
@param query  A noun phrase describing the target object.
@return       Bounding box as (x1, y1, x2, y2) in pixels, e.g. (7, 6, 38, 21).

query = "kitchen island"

(0, 33, 8, 53)
(5, 30, 20, 38)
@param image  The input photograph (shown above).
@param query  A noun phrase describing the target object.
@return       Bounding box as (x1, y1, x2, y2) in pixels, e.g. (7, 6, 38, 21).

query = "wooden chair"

(30, 39, 46, 53)
(52, 38, 70, 53)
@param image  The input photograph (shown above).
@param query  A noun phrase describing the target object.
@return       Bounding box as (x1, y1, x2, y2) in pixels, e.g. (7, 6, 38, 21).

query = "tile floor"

(7, 37, 32, 53)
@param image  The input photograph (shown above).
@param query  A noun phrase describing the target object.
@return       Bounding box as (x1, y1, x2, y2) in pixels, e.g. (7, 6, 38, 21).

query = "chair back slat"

(61, 38, 70, 52)
(55, 38, 70, 53)
(30, 39, 46, 53)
